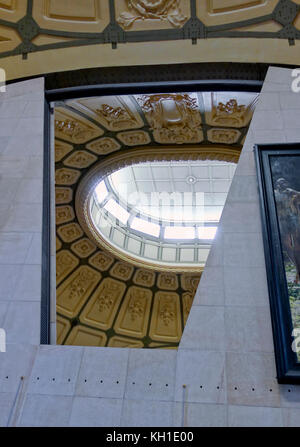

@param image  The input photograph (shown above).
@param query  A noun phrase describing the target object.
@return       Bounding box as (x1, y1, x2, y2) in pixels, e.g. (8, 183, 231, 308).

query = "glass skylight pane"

(95, 181, 108, 203)
(104, 199, 129, 225)
(197, 226, 217, 240)
(164, 226, 195, 240)
(130, 217, 160, 238)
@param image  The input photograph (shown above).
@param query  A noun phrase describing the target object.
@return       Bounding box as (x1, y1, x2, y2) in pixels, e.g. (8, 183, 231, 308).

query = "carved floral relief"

(137, 93, 203, 144)
(117, 0, 188, 29)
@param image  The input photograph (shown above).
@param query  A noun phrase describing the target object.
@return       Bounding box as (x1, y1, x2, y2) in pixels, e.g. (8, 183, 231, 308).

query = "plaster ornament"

(208, 128, 240, 144)
(55, 119, 94, 143)
(117, 0, 187, 28)
(138, 93, 202, 144)
(96, 104, 136, 130)
(212, 99, 246, 127)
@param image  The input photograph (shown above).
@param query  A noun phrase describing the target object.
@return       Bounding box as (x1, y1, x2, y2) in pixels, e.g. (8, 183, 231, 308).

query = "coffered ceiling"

(55, 90, 255, 349)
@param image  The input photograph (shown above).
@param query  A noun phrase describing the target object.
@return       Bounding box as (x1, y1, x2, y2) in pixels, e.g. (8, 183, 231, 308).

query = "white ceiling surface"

(109, 160, 236, 223)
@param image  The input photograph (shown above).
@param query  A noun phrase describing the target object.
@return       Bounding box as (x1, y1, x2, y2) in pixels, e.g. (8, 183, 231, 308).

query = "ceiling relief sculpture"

(0, 25, 22, 52)
(116, 0, 188, 29)
(137, 93, 203, 144)
(55, 108, 103, 144)
(204, 92, 259, 128)
(54, 91, 257, 349)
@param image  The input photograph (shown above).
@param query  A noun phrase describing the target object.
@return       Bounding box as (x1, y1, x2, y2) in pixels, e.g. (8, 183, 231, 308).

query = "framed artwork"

(255, 143, 300, 384)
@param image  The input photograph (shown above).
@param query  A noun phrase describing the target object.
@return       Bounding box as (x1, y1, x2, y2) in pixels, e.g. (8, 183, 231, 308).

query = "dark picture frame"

(255, 143, 300, 384)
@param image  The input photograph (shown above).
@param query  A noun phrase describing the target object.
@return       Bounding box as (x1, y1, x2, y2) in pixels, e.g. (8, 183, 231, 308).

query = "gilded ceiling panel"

(115, 0, 190, 31)
(65, 325, 107, 347)
(79, 278, 127, 331)
(56, 315, 71, 344)
(114, 286, 153, 339)
(32, 0, 110, 32)
(197, 0, 280, 25)
(116, 130, 151, 146)
(67, 97, 144, 132)
(56, 265, 102, 318)
(57, 222, 83, 244)
(86, 138, 121, 156)
(55, 108, 104, 144)
(0, 0, 26, 22)
(55, 187, 73, 205)
(0, 25, 21, 52)
(54, 91, 257, 349)
(149, 291, 182, 343)
(204, 92, 259, 128)
(294, 11, 300, 29)
(0, 0, 299, 76)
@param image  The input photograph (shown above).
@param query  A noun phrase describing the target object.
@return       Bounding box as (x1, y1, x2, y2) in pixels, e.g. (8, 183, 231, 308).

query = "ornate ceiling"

(0, 1, 299, 80)
(55, 90, 256, 348)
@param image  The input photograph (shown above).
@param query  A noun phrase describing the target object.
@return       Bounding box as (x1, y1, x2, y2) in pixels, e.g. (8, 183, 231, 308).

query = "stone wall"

(0, 67, 300, 426)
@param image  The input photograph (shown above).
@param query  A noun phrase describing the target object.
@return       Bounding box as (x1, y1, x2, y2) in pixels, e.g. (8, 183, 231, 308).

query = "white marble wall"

(0, 68, 300, 427)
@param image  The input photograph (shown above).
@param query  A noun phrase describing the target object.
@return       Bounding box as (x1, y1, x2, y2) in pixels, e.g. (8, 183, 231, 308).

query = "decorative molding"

(133, 268, 156, 287)
(157, 273, 179, 290)
(56, 265, 101, 318)
(65, 325, 107, 346)
(149, 291, 181, 342)
(180, 273, 201, 292)
(86, 137, 121, 155)
(110, 261, 134, 281)
(88, 251, 114, 272)
(57, 222, 83, 243)
(63, 150, 97, 169)
(117, 0, 188, 29)
(114, 286, 152, 338)
(79, 278, 126, 331)
(71, 237, 97, 258)
(55, 187, 73, 204)
(108, 336, 144, 348)
(182, 291, 193, 325)
(55, 140, 73, 162)
(55, 108, 104, 143)
(207, 128, 241, 145)
(56, 236, 62, 251)
(68, 97, 144, 131)
(117, 130, 151, 146)
(56, 250, 79, 285)
(96, 103, 138, 131)
(56, 205, 75, 225)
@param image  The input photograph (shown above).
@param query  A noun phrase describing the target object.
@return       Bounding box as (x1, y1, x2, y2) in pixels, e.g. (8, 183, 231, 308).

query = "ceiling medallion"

(117, 0, 187, 29)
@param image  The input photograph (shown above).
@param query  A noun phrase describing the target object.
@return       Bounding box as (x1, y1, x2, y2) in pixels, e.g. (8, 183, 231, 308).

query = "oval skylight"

(77, 156, 237, 271)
